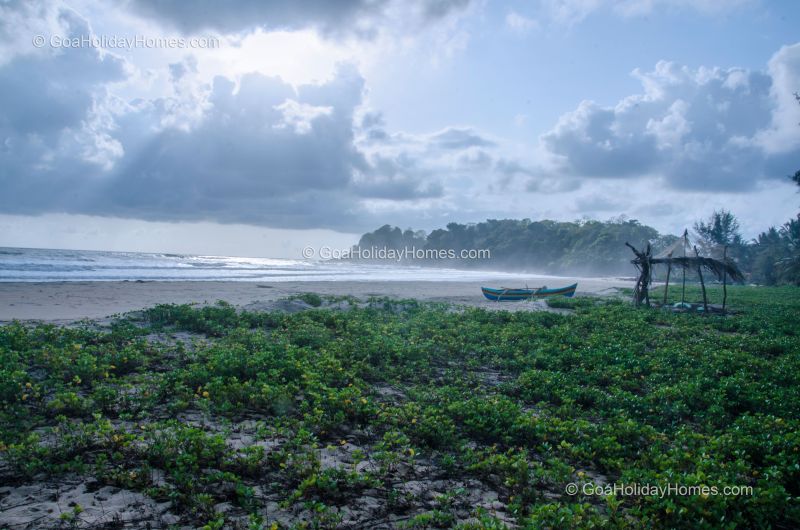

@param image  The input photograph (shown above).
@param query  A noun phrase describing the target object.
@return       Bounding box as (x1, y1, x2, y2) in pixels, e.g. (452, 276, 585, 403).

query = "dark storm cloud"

(0, 9, 125, 137)
(128, 0, 473, 37)
(0, 52, 441, 230)
(129, 0, 385, 35)
(102, 67, 366, 223)
(422, 0, 472, 19)
(0, 6, 128, 216)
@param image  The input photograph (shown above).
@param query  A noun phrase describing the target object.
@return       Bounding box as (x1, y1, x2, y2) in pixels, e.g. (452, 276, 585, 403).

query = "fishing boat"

(481, 283, 577, 301)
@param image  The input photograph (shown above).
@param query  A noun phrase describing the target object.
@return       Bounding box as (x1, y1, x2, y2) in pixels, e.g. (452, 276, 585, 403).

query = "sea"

(0, 247, 533, 282)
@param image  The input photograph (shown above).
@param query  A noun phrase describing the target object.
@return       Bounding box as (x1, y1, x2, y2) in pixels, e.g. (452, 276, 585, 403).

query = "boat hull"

(481, 283, 577, 301)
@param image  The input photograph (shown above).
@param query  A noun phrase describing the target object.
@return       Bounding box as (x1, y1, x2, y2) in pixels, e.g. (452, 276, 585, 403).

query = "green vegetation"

(357, 218, 673, 276)
(1, 289, 799, 528)
(693, 208, 800, 286)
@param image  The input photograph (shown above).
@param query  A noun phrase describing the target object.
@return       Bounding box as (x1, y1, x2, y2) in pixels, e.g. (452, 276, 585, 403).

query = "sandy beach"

(0, 277, 632, 322)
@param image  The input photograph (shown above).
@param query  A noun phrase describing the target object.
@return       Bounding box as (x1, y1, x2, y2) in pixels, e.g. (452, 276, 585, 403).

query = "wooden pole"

(681, 230, 688, 305)
(644, 244, 651, 308)
(722, 245, 728, 314)
(663, 252, 672, 306)
(694, 245, 708, 314)
(681, 266, 686, 304)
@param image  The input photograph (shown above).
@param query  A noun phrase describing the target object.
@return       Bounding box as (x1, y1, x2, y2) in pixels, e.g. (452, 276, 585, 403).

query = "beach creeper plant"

(0, 287, 798, 527)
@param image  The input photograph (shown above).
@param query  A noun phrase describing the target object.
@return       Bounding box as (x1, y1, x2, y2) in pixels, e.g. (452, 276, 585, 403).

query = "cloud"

(0, 4, 128, 203)
(0, 46, 450, 231)
(1, 1, 796, 240)
(128, 0, 385, 36)
(754, 43, 800, 154)
(355, 122, 497, 202)
(537, 0, 753, 26)
(0, 58, 367, 229)
(273, 99, 334, 134)
(539, 48, 800, 191)
(352, 153, 444, 199)
(98, 65, 375, 229)
(505, 11, 539, 33)
(128, 0, 473, 38)
(429, 127, 496, 150)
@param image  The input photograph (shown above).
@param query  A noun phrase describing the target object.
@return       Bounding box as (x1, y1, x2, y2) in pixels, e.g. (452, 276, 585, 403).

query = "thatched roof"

(649, 255, 744, 282)
(628, 238, 745, 284)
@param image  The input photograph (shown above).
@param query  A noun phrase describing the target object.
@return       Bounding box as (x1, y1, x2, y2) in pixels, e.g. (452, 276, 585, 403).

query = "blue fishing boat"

(481, 283, 577, 301)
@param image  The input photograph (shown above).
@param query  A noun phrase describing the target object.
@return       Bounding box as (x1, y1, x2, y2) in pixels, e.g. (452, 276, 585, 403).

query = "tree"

(693, 209, 744, 254)
(751, 227, 784, 285)
(777, 215, 800, 284)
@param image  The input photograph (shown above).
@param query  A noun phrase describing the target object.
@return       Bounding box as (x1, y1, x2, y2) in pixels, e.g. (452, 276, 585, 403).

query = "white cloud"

(754, 43, 800, 154)
(538, 49, 799, 191)
(505, 11, 539, 33)
(536, 0, 753, 26)
(274, 99, 334, 134)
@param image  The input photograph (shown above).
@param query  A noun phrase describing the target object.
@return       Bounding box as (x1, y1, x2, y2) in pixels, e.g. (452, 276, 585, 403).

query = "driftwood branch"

(626, 242, 652, 307)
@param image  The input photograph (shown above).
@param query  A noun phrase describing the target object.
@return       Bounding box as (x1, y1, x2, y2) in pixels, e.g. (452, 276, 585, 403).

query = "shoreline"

(0, 277, 632, 322)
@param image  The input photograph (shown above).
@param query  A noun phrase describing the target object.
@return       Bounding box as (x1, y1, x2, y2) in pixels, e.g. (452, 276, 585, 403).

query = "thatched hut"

(626, 230, 744, 313)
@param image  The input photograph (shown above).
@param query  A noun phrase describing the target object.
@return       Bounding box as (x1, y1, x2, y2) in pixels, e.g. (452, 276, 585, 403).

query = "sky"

(0, 0, 798, 258)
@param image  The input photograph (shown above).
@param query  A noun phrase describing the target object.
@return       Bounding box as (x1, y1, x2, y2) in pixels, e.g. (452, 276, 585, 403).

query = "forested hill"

(355, 218, 677, 276)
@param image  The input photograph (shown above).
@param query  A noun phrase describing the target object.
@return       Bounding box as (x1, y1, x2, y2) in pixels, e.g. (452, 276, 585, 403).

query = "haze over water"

(0, 247, 540, 283)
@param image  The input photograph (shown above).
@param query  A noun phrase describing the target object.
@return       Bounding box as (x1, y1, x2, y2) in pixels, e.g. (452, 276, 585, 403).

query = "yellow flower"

(408, 448, 416, 457)
(21, 394, 28, 401)
(411, 418, 417, 424)
(202, 391, 210, 398)
(25, 382, 32, 389)
(270, 523, 279, 530)
(339, 439, 347, 446)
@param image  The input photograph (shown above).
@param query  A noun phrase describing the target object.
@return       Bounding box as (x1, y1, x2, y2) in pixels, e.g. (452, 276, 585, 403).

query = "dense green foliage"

(693, 208, 800, 286)
(357, 200, 800, 285)
(357, 219, 674, 276)
(748, 213, 800, 285)
(1, 289, 799, 528)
